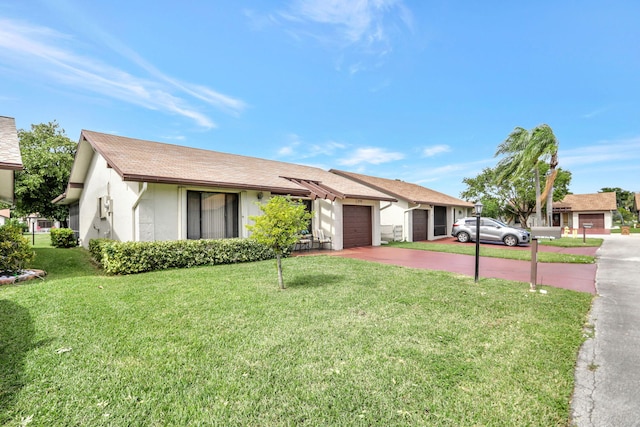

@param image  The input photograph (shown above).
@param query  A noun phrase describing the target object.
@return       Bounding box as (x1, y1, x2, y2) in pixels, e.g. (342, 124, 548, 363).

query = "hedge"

(89, 238, 277, 275)
(50, 228, 78, 248)
(89, 238, 114, 266)
(0, 224, 35, 274)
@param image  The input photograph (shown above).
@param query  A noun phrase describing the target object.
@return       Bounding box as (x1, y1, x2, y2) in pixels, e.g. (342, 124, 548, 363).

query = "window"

(69, 202, 80, 239)
(37, 220, 53, 229)
(187, 191, 239, 240)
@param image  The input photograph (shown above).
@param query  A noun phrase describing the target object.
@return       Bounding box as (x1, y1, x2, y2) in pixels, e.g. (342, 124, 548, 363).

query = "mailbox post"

(530, 237, 538, 291)
(530, 235, 555, 291)
(583, 223, 593, 243)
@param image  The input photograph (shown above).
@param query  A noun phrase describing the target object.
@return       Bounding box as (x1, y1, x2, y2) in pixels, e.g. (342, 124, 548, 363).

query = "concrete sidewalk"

(571, 234, 640, 426)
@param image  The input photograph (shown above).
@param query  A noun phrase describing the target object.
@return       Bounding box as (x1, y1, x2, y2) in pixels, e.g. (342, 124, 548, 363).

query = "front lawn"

(389, 241, 596, 264)
(0, 245, 592, 426)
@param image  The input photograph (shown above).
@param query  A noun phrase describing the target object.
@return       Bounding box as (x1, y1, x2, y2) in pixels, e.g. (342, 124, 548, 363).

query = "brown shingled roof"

(0, 116, 23, 170)
(553, 192, 617, 212)
(79, 130, 396, 202)
(329, 169, 474, 207)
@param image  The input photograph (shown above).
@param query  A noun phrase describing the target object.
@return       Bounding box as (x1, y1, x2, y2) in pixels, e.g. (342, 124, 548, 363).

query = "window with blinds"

(187, 191, 239, 240)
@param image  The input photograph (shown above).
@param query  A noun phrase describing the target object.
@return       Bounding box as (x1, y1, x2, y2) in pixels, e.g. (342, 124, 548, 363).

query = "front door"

(412, 209, 428, 241)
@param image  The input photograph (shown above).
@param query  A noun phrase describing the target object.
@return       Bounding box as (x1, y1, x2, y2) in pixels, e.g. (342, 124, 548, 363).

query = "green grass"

(611, 226, 640, 234)
(0, 242, 593, 426)
(388, 241, 596, 264)
(23, 233, 103, 280)
(538, 237, 603, 247)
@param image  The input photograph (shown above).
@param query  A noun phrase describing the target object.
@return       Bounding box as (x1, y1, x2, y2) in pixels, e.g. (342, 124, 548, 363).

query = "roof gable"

(330, 169, 473, 207)
(61, 130, 396, 203)
(553, 192, 618, 212)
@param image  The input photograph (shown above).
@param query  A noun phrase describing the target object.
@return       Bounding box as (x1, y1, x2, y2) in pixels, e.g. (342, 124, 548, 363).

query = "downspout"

(131, 182, 148, 242)
(107, 182, 113, 240)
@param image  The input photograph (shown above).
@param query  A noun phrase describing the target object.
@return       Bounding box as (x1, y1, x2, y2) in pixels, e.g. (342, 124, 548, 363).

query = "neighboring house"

(0, 208, 10, 226)
(0, 116, 24, 204)
(330, 169, 474, 242)
(635, 193, 640, 223)
(23, 213, 60, 232)
(54, 130, 396, 249)
(552, 192, 617, 233)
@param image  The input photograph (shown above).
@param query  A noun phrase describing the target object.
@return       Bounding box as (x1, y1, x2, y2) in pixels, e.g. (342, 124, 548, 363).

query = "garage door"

(412, 209, 428, 241)
(343, 205, 372, 248)
(579, 213, 604, 229)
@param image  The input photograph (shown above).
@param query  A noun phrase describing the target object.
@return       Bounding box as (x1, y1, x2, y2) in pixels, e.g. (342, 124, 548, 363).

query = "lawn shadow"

(286, 273, 342, 288)
(0, 299, 34, 421)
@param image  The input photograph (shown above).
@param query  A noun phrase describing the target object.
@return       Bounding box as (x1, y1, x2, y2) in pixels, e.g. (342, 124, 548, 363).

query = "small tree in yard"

(246, 196, 312, 289)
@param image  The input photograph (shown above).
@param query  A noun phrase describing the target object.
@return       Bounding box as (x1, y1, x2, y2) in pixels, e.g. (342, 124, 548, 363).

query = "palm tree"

(495, 124, 559, 226)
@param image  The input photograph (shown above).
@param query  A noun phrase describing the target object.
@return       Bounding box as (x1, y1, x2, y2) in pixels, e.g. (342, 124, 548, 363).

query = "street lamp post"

(474, 201, 483, 283)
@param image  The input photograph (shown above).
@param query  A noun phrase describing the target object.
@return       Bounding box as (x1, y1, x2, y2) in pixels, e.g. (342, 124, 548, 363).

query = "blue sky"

(2, 0, 639, 198)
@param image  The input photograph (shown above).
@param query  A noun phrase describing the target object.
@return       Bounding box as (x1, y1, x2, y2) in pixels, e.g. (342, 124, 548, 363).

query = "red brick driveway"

(327, 239, 598, 294)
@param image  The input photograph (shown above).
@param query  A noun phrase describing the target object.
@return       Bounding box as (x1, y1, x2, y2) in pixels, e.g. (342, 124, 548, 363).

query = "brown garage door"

(412, 209, 428, 241)
(343, 205, 372, 248)
(579, 213, 604, 229)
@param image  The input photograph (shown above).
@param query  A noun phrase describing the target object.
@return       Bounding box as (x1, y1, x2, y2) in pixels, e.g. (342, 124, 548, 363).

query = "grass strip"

(538, 237, 603, 247)
(388, 241, 595, 264)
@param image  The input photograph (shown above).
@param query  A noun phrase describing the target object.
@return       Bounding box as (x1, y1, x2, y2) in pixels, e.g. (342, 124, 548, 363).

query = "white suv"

(451, 217, 530, 247)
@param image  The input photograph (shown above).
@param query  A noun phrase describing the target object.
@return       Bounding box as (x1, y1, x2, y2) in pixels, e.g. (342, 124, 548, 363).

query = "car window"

(465, 219, 478, 226)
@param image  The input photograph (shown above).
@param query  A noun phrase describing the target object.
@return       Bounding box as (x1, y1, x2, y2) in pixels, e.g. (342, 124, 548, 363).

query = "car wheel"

(503, 235, 518, 247)
(457, 231, 470, 243)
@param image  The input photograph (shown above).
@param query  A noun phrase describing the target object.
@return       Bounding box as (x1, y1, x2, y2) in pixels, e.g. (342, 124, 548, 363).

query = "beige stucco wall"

(78, 152, 382, 250)
(379, 201, 470, 242)
(136, 185, 268, 242)
(324, 198, 381, 250)
(78, 152, 139, 246)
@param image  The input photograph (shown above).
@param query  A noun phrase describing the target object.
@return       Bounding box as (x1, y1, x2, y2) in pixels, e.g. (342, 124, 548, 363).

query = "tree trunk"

(535, 167, 542, 226)
(545, 152, 558, 227)
(276, 253, 285, 289)
(546, 185, 554, 226)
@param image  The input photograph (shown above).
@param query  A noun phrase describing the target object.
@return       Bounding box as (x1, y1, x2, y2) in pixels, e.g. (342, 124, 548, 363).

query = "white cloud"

(288, 0, 379, 44)
(560, 137, 640, 167)
(274, 0, 413, 67)
(422, 144, 451, 157)
(339, 147, 404, 165)
(0, 18, 246, 128)
(278, 145, 297, 156)
(278, 134, 347, 158)
(582, 106, 612, 119)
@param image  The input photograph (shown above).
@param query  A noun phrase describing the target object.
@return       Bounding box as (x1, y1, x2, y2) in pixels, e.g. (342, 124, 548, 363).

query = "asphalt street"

(571, 234, 640, 427)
